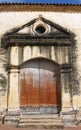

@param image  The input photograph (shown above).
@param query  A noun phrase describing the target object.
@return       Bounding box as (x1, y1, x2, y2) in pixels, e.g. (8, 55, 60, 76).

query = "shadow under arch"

(20, 57, 60, 72)
(19, 57, 61, 114)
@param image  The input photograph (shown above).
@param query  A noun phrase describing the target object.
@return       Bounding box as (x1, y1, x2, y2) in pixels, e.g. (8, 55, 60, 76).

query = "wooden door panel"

(26, 69, 33, 105)
(40, 69, 48, 105)
(20, 58, 61, 113)
(20, 61, 40, 112)
(40, 60, 57, 106)
(46, 73, 57, 105)
(20, 70, 28, 107)
(40, 70, 56, 105)
(26, 68, 40, 112)
(40, 69, 57, 113)
(32, 68, 40, 106)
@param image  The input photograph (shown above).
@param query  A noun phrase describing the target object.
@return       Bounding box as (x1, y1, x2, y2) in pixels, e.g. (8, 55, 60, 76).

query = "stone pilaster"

(8, 69, 19, 111)
(61, 73, 73, 113)
(10, 46, 19, 66)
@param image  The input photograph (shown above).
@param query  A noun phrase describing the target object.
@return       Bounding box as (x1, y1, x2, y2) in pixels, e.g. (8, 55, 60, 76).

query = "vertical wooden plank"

(47, 72, 57, 105)
(40, 69, 48, 105)
(40, 69, 48, 113)
(26, 68, 33, 106)
(20, 69, 27, 107)
(32, 68, 40, 106)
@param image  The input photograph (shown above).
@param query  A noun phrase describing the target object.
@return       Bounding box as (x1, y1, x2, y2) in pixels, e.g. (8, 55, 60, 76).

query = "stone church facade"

(0, 4, 81, 126)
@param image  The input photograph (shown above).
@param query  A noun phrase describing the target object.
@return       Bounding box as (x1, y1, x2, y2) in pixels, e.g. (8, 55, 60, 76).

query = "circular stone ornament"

(35, 24, 46, 34)
(32, 21, 50, 36)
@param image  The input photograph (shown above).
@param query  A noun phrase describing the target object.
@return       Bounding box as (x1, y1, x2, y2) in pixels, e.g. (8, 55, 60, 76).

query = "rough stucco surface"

(0, 39, 8, 111)
(0, 12, 81, 111)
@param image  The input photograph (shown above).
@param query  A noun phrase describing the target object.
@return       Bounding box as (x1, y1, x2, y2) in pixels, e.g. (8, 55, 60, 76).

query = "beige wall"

(0, 12, 81, 111)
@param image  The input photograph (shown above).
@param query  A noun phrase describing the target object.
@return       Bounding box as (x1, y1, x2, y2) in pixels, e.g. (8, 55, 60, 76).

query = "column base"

(8, 107, 20, 112)
(60, 107, 76, 126)
(75, 109, 81, 125)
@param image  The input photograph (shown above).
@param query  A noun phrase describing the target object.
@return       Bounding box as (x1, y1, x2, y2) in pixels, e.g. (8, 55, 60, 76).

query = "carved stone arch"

(20, 57, 59, 66)
(1, 16, 76, 113)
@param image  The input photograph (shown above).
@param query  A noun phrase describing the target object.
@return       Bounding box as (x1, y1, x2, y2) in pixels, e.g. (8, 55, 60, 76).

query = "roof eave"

(0, 3, 81, 12)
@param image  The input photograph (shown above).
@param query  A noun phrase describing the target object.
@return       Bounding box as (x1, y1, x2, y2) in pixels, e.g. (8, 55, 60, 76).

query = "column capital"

(8, 67, 20, 73)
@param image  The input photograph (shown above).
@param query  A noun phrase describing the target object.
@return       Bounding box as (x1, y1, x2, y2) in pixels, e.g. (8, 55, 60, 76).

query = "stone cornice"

(0, 4, 81, 12)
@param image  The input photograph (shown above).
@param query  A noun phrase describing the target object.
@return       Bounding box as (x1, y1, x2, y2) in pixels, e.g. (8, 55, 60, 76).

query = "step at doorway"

(17, 114, 64, 129)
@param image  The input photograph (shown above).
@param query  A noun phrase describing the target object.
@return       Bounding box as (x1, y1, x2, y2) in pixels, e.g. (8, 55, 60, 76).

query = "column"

(8, 46, 19, 111)
(8, 69, 19, 111)
(61, 72, 73, 113)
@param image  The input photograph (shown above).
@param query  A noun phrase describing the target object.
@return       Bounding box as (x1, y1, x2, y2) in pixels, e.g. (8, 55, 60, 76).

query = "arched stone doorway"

(20, 58, 61, 114)
(1, 16, 74, 113)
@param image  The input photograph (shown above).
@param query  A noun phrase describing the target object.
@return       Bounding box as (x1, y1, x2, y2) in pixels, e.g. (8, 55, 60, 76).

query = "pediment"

(2, 16, 74, 48)
(4, 16, 71, 37)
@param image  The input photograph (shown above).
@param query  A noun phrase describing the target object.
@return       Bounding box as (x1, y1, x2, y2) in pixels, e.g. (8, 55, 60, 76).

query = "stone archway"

(20, 58, 61, 114)
(1, 16, 74, 113)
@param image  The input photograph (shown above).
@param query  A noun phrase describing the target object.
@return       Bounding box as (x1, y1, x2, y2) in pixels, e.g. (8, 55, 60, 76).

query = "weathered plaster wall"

(0, 12, 81, 111)
(0, 39, 8, 111)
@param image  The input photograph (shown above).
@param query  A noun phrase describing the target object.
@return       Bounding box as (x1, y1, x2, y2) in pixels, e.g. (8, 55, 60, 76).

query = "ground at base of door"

(1, 124, 81, 130)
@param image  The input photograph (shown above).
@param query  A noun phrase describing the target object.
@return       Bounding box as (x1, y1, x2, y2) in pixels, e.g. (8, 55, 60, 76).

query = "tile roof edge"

(0, 3, 81, 6)
(0, 3, 81, 12)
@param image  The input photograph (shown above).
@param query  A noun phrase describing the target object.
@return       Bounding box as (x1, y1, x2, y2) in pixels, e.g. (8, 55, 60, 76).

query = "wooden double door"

(20, 58, 61, 114)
